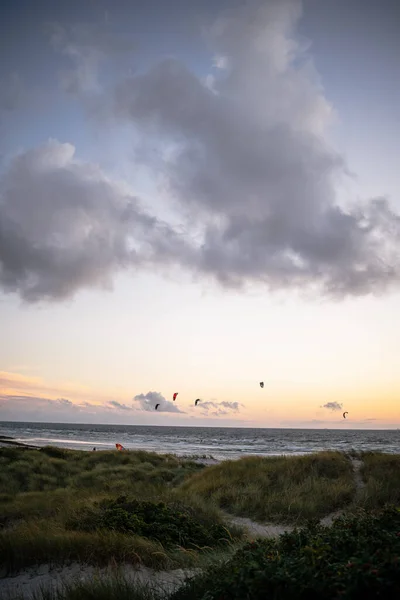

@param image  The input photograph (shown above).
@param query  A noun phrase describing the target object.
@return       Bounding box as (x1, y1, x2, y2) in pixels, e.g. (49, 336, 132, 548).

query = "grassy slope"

(179, 451, 355, 523)
(1, 447, 399, 580)
(0, 447, 239, 574)
(358, 451, 400, 508)
(0, 446, 204, 497)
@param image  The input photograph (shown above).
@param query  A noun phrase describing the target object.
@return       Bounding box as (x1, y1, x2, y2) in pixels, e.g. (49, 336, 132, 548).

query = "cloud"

(0, 140, 187, 302)
(47, 21, 135, 95)
(57, 397, 73, 407)
(107, 400, 133, 411)
(0, 370, 43, 389)
(2, 0, 400, 305)
(0, 393, 142, 419)
(0, 370, 90, 399)
(198, 400, 243, 416)
(321, 401, 343, 411)
(0, 370, 128, 407)
(219, 401, 243, 410)
(0, 394, 78, 413)
(109, 0, 400, 299)
(133, 391, 184, 413)
(0, 393, 111, 423)
(0, 391, 252, 426)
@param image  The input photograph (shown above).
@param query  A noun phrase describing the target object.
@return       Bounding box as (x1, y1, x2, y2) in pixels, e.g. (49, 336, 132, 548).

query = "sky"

(0, 0, 399, 429)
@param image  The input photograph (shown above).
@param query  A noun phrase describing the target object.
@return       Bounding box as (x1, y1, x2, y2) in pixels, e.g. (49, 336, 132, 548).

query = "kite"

(155, 403, 160, 410)
(343, 411, 348, 419)
(115, 443, 125, 451)
(195, 399, 200, 406)
(173, 393, 178, 401)
(260, 382, 264, 388)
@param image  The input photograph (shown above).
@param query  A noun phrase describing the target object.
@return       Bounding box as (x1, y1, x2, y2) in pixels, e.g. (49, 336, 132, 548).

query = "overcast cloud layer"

(1, 0, 399, 302)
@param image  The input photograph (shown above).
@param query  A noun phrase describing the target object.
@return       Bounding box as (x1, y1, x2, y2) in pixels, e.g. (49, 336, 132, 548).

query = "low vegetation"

(1, 446, 399, 599)
(180, 451, 355, 523)
(0, 446, 204, 497)
(358, 452, 400, 509)
(0, 447, 240, 574)
(66, 495, 232, 549)
(171, 505, 400, 600)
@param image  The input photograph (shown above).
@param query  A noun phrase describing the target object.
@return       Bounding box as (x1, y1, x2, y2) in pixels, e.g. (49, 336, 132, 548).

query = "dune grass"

(1, 445, 399, 587)
(357, 451, 400, 509)
(179, 451, 355, 524)
(0, 521, 180, 573)
(0, 446, 203, 498)
(0, 447, 240, 575)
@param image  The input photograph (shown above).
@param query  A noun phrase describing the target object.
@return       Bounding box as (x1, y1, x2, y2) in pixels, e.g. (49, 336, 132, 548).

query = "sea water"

(0, 421, 398, 459)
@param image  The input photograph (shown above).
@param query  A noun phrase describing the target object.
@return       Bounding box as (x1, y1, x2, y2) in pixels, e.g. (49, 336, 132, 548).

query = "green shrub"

(67, 495, 233, 550)
(171, 506, 400, 600)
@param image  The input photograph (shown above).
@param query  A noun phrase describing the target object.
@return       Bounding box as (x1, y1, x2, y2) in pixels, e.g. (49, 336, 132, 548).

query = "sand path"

(0, 563, 200, 599)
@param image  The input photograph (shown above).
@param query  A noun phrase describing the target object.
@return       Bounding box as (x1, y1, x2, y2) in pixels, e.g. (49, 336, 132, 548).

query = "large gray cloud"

(1, 0, 400, 304)
(133, 391, 184, 413)
(0, 140, 188, 302)
(110, 0, 400, 298)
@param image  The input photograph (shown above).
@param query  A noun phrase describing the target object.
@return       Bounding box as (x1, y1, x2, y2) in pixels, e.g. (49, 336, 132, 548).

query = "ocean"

(0, 422, 398, 459)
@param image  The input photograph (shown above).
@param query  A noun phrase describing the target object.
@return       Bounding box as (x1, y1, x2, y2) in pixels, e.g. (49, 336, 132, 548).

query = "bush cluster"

(171, 506, 400, 599)
(67, 495, 231, 550)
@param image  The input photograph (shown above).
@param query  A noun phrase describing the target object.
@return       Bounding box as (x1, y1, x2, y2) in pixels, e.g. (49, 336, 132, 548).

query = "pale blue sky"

(1, 0, 399, 427)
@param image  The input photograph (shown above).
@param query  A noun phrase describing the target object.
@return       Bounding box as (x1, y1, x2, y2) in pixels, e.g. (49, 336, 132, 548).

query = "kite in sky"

(173, 392, 178, 401)
(260, 382, 264, 388)
(155, 403, 160, 410)
(343, 411, 348, 419)
(195, 399, 200, 406)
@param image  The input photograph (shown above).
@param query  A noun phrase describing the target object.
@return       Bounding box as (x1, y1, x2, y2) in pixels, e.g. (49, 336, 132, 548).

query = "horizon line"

(0, 419, 399, 431)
